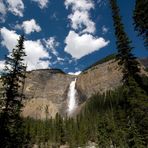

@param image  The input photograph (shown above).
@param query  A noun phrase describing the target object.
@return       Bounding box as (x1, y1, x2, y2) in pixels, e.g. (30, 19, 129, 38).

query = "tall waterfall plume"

(68, 78, 77, 114)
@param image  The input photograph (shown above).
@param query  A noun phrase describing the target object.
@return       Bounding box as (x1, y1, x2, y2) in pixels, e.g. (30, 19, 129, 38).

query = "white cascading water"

(68, 78, 77, 114)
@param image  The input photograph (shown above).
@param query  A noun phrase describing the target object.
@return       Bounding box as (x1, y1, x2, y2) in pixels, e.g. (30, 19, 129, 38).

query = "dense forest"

(23, 85, 148, 147)
(0, 0, 148, 147)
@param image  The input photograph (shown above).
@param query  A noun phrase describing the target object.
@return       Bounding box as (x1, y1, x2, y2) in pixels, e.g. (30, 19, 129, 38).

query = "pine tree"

(125, 77, 148, 145)
(0, 35, 27, 148)
(133, 0, 148, 49)
(109, 0, 140, 85)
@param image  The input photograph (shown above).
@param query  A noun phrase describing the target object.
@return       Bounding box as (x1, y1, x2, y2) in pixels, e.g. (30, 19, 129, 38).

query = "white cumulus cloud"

(68, 71, 81, 75)
(0, 60, 5, 72)
(1, 27, 19, 50)
(0, 27, 50, 71)
(16, 19, 42, 34)
(32, 0, 49, 9)
(64, 0, 110, 59)
(68, 10, 95, 34)
(65, 0, 95, 33)
(97, 0, 107, 7)
(65, 0, 94, 11)
(64, 31, 109, 59)
(6, 0, 24, 17)
(43, 37, 59, 56)
(0, 1, 6, 15)
(24, 40, 49, 70)
(0, 0, 7, 21)
(102, 25, 109, 34)
(0, 0, 25, 21)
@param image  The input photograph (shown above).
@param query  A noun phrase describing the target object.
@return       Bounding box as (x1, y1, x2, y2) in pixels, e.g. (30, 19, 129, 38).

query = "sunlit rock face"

(76, 59, 148, 102)
(22, 60, 123, 119)
(22, 69, 75, 119)
(76, 60, 123, 99)
(1, 59, 147, 119)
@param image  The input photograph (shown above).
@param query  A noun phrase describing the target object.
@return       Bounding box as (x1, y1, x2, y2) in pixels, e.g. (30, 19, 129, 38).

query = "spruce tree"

(0, 35, 27, 148)
(133, 0, 148, 49)
(109, 0, 140, 85)
(109, 1, 148, 146)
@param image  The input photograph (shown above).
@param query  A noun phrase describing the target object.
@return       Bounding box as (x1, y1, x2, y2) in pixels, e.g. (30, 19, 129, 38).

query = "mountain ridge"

(0, 56, 148, 119)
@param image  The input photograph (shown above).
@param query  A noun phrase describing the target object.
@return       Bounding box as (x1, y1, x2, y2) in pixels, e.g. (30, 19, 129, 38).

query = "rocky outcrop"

(76, 60, 122, 100)
(22, 60, 124, 119)
(22, 69, 75, 119)
(1, 59, 147, 119)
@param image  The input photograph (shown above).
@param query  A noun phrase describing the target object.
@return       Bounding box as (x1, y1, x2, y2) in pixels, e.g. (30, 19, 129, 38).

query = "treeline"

(23, 84, 148, 147)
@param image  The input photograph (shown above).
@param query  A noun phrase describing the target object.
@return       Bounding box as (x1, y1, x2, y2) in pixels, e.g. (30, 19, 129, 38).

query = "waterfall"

(68, 78, 77, 114)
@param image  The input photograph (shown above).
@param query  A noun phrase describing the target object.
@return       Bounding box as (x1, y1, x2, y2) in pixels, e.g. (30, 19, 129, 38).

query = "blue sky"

(0, 0, 147, 74)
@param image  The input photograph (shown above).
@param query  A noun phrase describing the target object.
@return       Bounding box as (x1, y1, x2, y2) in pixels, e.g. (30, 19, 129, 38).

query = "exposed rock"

(0, 60, 148, 119)
(22, 60, 124, 119)
(76, 60, 123, 99)
(22, 69, 75, 119)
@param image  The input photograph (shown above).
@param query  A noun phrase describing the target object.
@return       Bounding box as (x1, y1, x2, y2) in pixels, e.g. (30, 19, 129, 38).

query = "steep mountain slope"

(76, 59, 122, 99)
(1, 57, 148, 119)
(22, 59, 124, 119)
(22, 69, 75, 119)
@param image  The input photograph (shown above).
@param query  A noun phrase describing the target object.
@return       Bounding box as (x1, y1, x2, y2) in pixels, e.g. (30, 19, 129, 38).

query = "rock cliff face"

(22, 69, 75, 119)
(1, 59, 147, 119)
(22, 60, 124, 119)
(76, 60, 122, 100)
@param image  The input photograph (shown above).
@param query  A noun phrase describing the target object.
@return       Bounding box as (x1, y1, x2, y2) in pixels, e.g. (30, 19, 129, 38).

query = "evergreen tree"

(133, 0, 148, 48)
(0, 35, 27, 148)
(125, 77, 148, 145)
(109, 0, 140, 85)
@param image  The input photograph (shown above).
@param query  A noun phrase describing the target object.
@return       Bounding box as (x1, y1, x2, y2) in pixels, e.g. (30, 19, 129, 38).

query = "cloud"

(0, 0, 7, 22)
(24, 40, 50, 70)
(6, 0, 24, 17)
(0, 27, 50, 71)
(102, 25, 109, 34)
(0, 61, 5, 72)
(0, 0, 25, 21)
(1, 27, 19, 50)
(16, 19, 41, 34)
(97, 0, 107, 7)
(68, 10, 95, 33)
(65, 0, 94, 11)
(0, 1, 6, 15)
(43, 37, 59, 56)
(68, 71, 81, 75)
(32, 0, 49, 9)
(65, 0, 95, 34)
(64, 0, 110, 59)
(64, 31, 109, 59)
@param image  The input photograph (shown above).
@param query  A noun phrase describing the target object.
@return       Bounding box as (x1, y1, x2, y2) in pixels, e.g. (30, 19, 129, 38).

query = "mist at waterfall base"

(67, 78, 77, 115)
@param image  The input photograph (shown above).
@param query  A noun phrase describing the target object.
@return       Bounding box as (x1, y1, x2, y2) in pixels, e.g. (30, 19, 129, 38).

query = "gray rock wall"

(22, 60, 123, 119)
(22, 69, 75, 119)
(1, 60, 147, 119)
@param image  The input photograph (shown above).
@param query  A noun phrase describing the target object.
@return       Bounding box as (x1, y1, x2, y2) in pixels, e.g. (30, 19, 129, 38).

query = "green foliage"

(0, 35, 27, 148)
(133, 0, 148, 49)
(125, 77, 148, 145)
(84, 53, 116, 72)
(109, 0, 140, 85)
(23, 83, 148, 147)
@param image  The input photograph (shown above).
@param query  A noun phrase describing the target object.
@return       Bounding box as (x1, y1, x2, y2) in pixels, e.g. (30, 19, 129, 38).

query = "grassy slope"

(83, 53, 116, 72)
